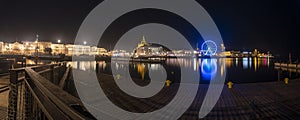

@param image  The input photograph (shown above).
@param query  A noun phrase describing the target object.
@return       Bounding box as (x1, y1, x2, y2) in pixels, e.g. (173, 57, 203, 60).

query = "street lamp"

(57, 39, 61, 44)
(83, 41, 87, 45)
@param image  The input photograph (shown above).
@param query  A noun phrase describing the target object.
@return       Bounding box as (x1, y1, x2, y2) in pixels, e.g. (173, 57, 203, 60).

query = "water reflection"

(26, 59, 56, 65)
(243, 58, 248, 69)
(220, 57, 271, 71)
(137, 63, 146, 80)
(67, 61, 97, 71)
(68, 57, 275, 83)
(201, 59, 217, 80)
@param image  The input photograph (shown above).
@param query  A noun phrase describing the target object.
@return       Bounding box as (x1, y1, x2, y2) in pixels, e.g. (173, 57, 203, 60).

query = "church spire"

(141, 35, 146, 44)
(138, 35, 148, 47)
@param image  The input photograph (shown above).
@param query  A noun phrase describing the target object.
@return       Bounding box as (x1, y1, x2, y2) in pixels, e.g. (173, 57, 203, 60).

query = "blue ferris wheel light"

(201, 40, 218, 56)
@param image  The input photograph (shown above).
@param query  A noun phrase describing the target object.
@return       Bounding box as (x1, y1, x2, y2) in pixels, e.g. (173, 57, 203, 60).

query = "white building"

(0, 42, 4, 53)
(0, 40, 108, 56)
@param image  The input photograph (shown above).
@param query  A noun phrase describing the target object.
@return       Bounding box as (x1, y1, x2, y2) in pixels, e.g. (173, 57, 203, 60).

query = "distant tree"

(44, 48, 52, 55)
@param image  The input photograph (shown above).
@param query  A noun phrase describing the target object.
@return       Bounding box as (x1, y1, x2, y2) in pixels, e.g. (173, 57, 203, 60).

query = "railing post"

(96, 62, 99, 73)
(24, 72, 32, 120)
(63, 62, 67, 72)
(58, 65, 62, 85)
(278, 69, 281, 81)
(50, 65, 54, 82)
(7, 70, 19, 120)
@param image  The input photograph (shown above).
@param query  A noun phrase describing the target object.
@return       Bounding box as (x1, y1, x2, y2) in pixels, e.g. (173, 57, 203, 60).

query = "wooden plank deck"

(89, 73, 300, 119)
(0, 106, 7, 119)
(0, 75, 9, 120)
(1, 70, 300, 119)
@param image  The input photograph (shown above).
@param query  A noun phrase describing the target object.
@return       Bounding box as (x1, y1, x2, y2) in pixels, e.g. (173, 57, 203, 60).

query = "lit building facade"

(0, 41, 107, 56)
(0, 42, 4, 53)
(51, 43, 65, 55)
(134, 36, 167, 58)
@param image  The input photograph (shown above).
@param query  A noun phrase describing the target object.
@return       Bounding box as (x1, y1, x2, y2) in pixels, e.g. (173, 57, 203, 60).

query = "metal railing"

(7, 63, 93, 120)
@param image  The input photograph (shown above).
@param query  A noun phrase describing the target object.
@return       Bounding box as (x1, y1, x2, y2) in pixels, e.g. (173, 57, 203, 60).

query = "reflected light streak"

(267, 57, 270, 67)
(263, 58, 267, 66)
(258, 58, 261, 69)
(137, 63, 146, 80)
(254, 57, 257, 71)
(201, 59, 217, 80)
(225, 58, 232, 68)
(220, 59, 225, 77)
(243, 57, 248, 69)
(193, 58, 197, 71)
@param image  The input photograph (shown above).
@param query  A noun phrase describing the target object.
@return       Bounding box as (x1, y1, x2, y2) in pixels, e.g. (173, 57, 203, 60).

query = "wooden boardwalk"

(0, 75, 9, 120)
(0, 106, 7, 120)
(1, 70, 300, 119)
(90, 73, 300, 119)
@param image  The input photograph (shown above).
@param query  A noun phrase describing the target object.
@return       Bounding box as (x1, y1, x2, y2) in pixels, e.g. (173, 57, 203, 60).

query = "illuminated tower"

(253, 49, 258, 57)
(220, 44, 225, 52)
(138, 35, 149, 48)
(35, 34, 39, 56)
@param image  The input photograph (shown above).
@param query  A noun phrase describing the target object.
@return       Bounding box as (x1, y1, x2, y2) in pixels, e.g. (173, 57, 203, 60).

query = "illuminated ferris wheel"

(201, 40, 217, 56)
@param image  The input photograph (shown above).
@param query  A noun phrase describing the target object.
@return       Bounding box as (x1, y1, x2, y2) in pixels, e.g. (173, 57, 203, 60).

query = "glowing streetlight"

(57, 39, 61, 44)
(83, 41, 87, 45)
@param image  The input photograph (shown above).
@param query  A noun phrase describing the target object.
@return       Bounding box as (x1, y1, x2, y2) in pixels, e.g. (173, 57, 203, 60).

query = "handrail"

(59, 66, 71, 88)
(7, 62, 94, 120)
(10, 62, 65, 72)
(25, 68, 88, 120)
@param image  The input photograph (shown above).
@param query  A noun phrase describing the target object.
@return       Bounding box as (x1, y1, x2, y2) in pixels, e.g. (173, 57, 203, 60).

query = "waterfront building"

(0, 41, 4, 54)
(65, 44, 74, 56)
(22, 41, 52, 55)
(230, 51, 242, 57)
(23, 41, 36, 55)
(220, 44, 226, 52)
(1, 42, 24, 54)
(134, 36, 167, 58)
(89, 46, 97, 55)
(253, 49, 259, 57)
(51, 43, 66, 55)
(242, 52, 252, 57)
(0, 40, 108, 56)
(70, 45, 88, 56)
(112, 50, 131, 57)
(219, 51, 232, 57)
(171, 50, 196, 57)
(97, 48, 108, 56)
(11, 42, 24, 54)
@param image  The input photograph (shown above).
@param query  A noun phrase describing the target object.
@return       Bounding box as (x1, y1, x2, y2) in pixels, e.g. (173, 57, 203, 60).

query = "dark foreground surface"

(1, 71, 300, 119)
(72, 72, 300, 120)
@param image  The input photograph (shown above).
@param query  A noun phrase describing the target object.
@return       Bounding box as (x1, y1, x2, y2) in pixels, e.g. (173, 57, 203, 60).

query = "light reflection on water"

(201, 59, 217, 80)
(26, 59, 56, 65)
(67, 57, 281, 83)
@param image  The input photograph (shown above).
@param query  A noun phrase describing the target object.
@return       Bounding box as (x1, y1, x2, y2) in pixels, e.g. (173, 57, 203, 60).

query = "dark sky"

(0, 0, 299, 58)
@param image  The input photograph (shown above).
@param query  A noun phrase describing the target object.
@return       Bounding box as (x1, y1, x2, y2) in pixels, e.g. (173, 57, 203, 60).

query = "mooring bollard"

(166, 80, 171, 87)
(227, 81, 233, 89)
(284, 78, 289, 84)
(117, 74, 121, 80)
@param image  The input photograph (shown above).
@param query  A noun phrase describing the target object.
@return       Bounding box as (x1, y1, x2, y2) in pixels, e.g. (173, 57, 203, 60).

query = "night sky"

(0, 0, 299, 58)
